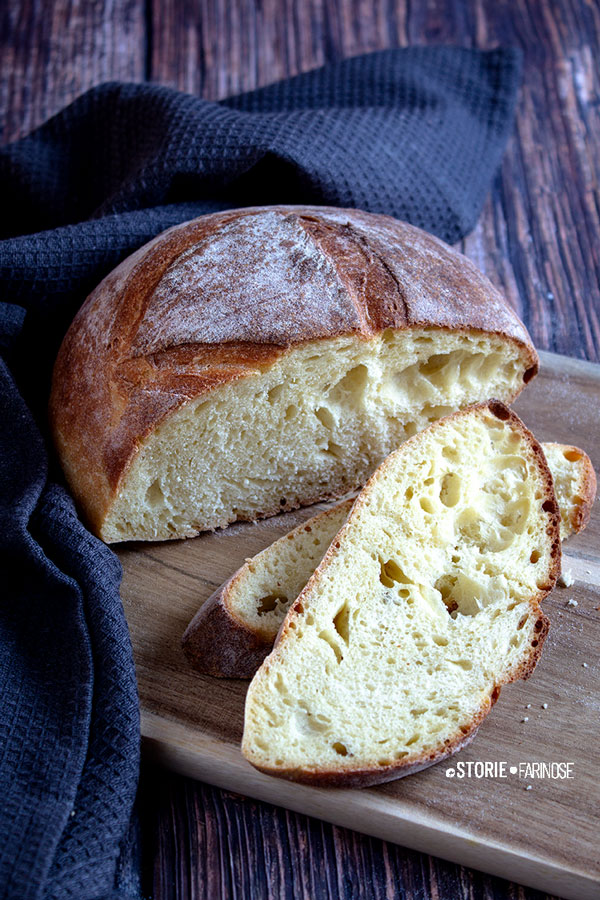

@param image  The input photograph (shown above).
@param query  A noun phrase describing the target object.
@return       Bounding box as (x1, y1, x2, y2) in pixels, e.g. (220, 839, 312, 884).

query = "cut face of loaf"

(542, 443, 596, 540)
(106, 330, 532, 542)
(49, 206, 538, 543)
(182, 441, 594, 678)
(242, 402, 561, 787)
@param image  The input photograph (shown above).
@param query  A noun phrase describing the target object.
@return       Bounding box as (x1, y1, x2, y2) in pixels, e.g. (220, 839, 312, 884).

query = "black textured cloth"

(0, 47, 520, 898)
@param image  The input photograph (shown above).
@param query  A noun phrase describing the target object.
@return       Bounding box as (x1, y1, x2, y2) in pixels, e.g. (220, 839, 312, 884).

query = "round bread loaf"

(49, 206, 538, 542)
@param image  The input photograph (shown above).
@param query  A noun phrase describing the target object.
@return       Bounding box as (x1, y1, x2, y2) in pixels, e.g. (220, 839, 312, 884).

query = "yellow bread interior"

(242, 404, 558, 784)
(542, 442, 596, 540)
(102, 328, 531, 542)
(218, 441, 591, 642)
(233, 501, 354, 640)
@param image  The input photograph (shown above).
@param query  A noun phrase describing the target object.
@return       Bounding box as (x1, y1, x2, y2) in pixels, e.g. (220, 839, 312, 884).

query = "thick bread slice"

(49, 206, 538, 543)
(182, 441, 593, 678)
(241, 402, 560, 787)
(541, 443, 596, 540)
(183, 500, 354, 677)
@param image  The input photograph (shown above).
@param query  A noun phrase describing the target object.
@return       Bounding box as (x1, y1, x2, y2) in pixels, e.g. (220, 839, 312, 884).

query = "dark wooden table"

(3, 2, 599, 898)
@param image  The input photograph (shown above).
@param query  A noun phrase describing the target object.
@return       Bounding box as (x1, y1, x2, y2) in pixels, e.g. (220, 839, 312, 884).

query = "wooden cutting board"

(118, 351, 600, 900)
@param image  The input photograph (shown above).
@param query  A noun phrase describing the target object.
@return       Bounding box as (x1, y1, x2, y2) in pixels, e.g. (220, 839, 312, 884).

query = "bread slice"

(541, 443, 596, 540)
(183, 499, 354, 677)
(50, 206, 538, 543)
(241, 402, 560, 786)
(182, 441, 593, 678)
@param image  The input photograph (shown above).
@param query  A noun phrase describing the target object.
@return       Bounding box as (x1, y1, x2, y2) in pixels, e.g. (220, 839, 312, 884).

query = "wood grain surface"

(3, 1, 600, 898)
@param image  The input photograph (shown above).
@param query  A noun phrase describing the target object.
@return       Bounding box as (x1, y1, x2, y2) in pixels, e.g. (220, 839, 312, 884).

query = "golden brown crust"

(244, 402, 560, 787)
(182, 499, 355, 678)
(249, 709, 486, 788)
(49, 206, 539, 538)
(181, 575, 274, 679)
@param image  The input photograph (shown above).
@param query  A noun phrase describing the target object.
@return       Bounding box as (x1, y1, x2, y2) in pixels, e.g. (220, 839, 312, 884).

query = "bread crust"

(243, 401, 560, 787)
(49, 206, 538, 538)
(182, 500, 355, 677)
(182, 574, 274, 679)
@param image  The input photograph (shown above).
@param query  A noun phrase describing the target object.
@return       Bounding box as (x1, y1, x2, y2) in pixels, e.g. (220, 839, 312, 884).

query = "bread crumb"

(521, 717, 529, 722)
(542, 703, 548, 709)
(566, 598, 578, 607)
(525, 703, 531, 709)
(525, 784, 533, 791)
(582, 662, 589, 668)
(558, 569, 574, 587)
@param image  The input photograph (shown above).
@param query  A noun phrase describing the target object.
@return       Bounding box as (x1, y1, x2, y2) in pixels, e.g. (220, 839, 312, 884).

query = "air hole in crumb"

(332, 742, 348, 756)
(517, 615, 528, 630)
(315, 406, 335, 430)
(420, 497, 435, 514)
(489, 401, 510, 420)
(442, 445, 460, 462)
(280, 498, 287, 506)
(333, 603, 351, 645)
(319, 630, 343, 664)
(449, 659, 473, 671)
(267, 384, 285, 403)
(530, 550, 541, 563)
(434, 574, 458, 614)
(325, 439, 344, 459)
(563, 449, 583, 463)
(531, 639, 539, 647)
(379, 559, 411, 589)
(542, 500, 556, 513)
(440, 472, 461, 507)
(145, 479, 165, 508)
(257, 594, 287, 615)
